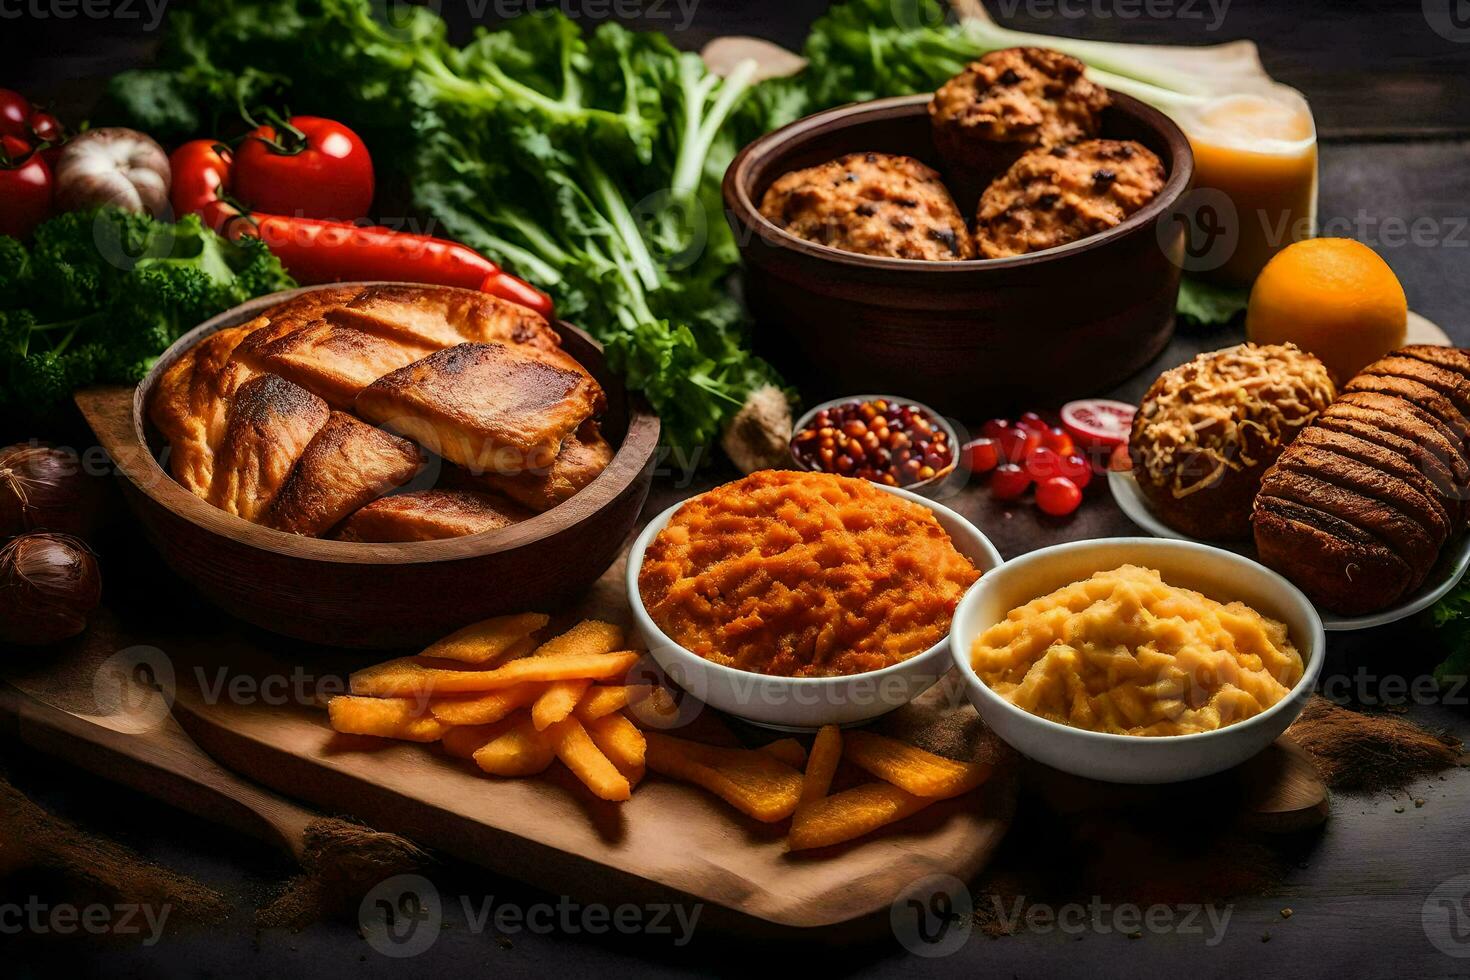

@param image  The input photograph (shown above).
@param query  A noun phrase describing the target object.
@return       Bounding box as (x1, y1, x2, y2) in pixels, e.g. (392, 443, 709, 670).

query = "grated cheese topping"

(1133, 343, 1335, 498)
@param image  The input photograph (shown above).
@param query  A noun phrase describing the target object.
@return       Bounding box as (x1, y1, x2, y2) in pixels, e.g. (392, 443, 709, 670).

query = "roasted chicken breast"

(334, 489, 533, 542)
(355, 342, 605, 475)
(265, 413, 424, 536)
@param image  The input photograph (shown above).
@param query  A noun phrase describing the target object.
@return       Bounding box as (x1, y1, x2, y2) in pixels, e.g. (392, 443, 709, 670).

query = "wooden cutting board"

(0, 532, 1329, 931)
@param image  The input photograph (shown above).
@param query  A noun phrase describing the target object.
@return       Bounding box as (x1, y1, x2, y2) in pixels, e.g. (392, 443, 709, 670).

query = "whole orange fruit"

(1246, 238, 1407, 383)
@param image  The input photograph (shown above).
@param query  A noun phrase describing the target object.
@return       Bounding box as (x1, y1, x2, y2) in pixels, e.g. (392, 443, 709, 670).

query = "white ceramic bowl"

(627, 482, 1003, 731)
(948, 537, 1324, 784)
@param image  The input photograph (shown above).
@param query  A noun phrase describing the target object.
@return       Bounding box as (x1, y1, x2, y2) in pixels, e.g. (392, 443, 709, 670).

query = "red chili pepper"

(170, 137, 554, 319)
(230, 213, 555, 319)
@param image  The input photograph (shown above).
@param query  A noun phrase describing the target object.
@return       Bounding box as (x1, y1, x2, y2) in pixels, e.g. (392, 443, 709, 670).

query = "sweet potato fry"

(428, 683, 545, 726)
(644, 732, 803, 823)
(473, 717, 556, 777)
(420, 613, 549, 664)
(787, 782, 934, 851)
(575, 684, 651, 722)
(798, 725, 843, 816)
(585, 712, 647, 783)
(842, 731, 994, 798)
(547, 717, 631, 801)
(760, 737, 809, 770)
(328, 696, 447, 742)
(531, 679, 592, 731)
(349, 650, 640, 697)
(531, 619, 625, 658)
(440, 720, 518, 759)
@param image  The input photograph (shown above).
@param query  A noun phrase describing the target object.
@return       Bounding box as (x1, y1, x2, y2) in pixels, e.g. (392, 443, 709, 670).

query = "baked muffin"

(1253, 347, 1470, 614)
(758, 152, 974, 261)
(974, 139, 1165, 258)
(929, 47, 1110, 200)
(1129, 344, 1335, 541)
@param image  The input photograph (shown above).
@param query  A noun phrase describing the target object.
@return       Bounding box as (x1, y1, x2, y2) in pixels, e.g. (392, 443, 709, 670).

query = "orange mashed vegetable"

(638, 471, 980, 678)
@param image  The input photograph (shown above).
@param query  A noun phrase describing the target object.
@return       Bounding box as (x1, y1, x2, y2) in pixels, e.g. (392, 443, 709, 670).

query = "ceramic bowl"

(627, 483, 1003, 731)
(723, 92, 1194, 415)
(948, 537, 1324, 783)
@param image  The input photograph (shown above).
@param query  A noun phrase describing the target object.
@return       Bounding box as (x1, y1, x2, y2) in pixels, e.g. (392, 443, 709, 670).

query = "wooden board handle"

(0, 682, 316, 863)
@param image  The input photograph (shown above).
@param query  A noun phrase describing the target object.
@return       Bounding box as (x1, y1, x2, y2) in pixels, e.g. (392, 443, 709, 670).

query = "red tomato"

(1036, 477, 1083, 517)
(990, 463, 1032, 500)
(0, 90, 31, 140)
(1061, 399, 1136, 451)
(28, 111, 63, 145)
(1042, 425, 1075, 456)
(1016, 411, 1048, 434)
(0, 138, 52, 239)
(1023, 445, 1062, 482)
(169, 140, 234, 222)
(1057, 453, 1093, 489)
(963, 437, 1000, 474)
(232, 115, 375, 221)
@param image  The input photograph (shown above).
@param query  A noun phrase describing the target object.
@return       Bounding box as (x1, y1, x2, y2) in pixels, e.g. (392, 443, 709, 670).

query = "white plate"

(1109, 468, 1470, 631)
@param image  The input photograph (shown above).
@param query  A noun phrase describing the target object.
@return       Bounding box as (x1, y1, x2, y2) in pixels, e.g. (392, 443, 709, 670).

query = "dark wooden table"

(8, 2, 1470, 976)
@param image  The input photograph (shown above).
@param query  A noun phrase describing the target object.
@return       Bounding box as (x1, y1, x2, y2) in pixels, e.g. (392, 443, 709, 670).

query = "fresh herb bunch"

(0, 208, 294, 416)
(110, 0, 789, 450)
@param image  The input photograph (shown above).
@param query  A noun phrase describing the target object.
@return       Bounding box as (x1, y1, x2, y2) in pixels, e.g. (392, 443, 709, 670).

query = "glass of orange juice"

(1179, 88, 1319, 287)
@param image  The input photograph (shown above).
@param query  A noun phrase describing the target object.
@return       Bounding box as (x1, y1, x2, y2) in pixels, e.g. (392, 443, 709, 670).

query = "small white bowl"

(627, 482, 1003, 731)
(948, 537, 1324, 784)
(789, 395, 961, 498)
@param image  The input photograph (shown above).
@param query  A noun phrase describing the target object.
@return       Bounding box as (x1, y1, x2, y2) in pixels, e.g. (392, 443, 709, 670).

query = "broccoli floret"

(1, 208, 296, 418)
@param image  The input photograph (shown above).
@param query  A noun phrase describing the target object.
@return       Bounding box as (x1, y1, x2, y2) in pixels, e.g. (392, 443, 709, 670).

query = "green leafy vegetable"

(109, 0, 787, 451)
(1175, 277, 1251, 327)
(1431, 574, 1470, 687)
(1, 209, 294, 418)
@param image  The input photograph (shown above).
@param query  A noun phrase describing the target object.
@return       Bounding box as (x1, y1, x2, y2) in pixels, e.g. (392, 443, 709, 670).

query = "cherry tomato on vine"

(169, 139, 235, 226)
(0, 136, 53, 239)
(232, 114, 375, 221)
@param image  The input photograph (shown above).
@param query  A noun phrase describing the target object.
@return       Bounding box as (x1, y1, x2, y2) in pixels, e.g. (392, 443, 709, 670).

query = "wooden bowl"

(76, 284, 660, 650)
(723, 93, 1194, 416)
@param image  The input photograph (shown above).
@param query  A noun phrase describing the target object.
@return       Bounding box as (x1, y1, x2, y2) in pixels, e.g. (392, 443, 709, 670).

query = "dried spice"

(1287, 696, 1463, 792)
(256, 818, 429, 931)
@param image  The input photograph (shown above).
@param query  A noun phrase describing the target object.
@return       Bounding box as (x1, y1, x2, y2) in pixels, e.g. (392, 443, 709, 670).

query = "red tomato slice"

(1061, 399, 1136, 451)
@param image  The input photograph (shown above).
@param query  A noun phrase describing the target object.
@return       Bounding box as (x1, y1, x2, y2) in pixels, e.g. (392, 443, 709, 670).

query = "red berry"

(1036, 477, 1083, 516)
(997, 426, 1040, 463)
(963, 437, 1000, 474)
(1017, 411, 1048, 433)
(990, 463, 1032, 500)
(1042, 426, 1075, 456)
(1058, 453, 1093, 489)
(1023, 445, 1062, 481)
(980, 418, 1012, 440)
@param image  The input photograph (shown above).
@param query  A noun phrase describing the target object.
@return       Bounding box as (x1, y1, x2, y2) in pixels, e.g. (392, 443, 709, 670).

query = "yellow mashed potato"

(970, 565, 1303, 736)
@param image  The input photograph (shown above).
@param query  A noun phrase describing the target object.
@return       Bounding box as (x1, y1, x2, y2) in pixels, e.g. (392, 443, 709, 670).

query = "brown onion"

(0, 443, 104, 538)
(0, 533, 102, 645)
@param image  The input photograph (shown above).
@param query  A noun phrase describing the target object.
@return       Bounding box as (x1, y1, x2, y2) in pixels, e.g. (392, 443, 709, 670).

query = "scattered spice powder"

(256, 817, 429, 930)
(1286, 696, 1464, 792)
(0, 774, 230, 934)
